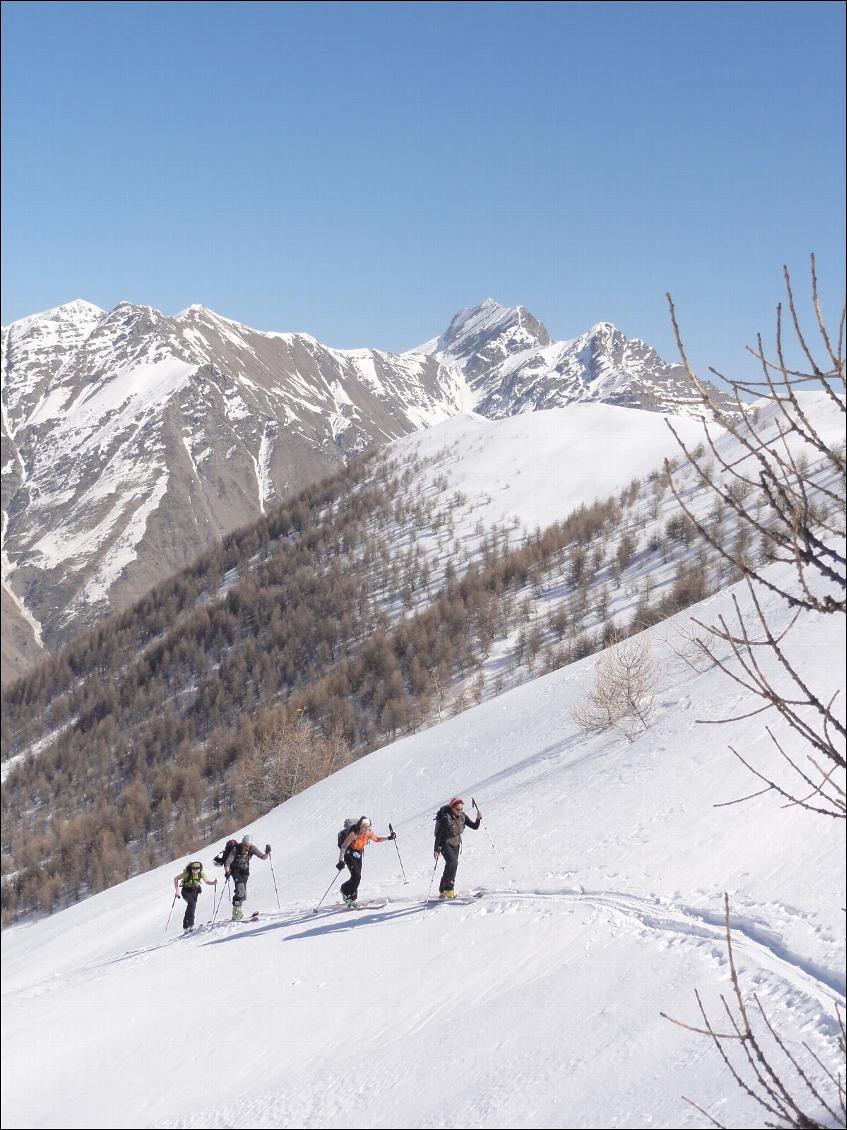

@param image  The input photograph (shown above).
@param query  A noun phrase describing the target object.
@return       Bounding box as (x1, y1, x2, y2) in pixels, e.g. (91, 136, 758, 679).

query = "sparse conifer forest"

(2, 408, 810, 922)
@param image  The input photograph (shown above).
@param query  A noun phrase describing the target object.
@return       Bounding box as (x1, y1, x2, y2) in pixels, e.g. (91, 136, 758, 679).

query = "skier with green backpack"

(173, 861, 217, 931)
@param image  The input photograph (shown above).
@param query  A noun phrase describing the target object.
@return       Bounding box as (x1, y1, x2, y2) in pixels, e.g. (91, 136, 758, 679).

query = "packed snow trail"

(2, 564, 844, 1129)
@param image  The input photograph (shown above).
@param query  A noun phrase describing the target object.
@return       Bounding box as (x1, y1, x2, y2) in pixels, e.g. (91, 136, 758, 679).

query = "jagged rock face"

(2, 295, 729, 682)
(420, 297, 552, 380)
(475, 321, 713, 417)
(419, 301, 732, 419)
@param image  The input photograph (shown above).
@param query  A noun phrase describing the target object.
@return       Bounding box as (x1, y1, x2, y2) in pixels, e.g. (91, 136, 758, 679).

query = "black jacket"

(434, 806, 480, 850)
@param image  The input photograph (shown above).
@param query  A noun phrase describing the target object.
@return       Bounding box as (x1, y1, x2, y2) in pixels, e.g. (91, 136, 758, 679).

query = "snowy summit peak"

(5, 298, 105, 332)
(424, 298, 552, 378)
(175, 303, 212, 317)
(174, 303, 256, 335)
(50, 298, 104, 320)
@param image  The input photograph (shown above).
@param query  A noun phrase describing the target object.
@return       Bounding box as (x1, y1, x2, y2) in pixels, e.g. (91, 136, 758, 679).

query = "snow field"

(2, 560, 844, 1129)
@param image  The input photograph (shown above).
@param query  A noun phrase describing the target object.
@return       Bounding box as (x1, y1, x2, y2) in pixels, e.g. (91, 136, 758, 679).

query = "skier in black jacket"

(433, 796, 481, 899)
(223, 835, 270, 920)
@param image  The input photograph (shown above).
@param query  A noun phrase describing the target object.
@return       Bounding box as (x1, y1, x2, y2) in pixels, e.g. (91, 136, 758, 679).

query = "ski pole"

(388, 823, 408, 884)
(267, 848, 281, 910)
(472, 796, 511, 886)
(211, 880, 221, 923)
(423, 856, 439, 911)
(165, 890, 179, 933)
(312, 868, 342, 913)
(214, 876, 230, 920)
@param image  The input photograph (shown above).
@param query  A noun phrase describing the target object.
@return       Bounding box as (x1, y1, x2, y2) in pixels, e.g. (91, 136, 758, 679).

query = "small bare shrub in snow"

(570, 634, 659, 742)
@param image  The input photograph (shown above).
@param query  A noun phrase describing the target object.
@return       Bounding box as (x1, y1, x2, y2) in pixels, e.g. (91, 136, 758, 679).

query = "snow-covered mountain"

(2, 563, 843, 1130)
(0, 300, 470, 674)
(1, 295, 729, 681)
(415, 296, 553, 377)
(415, 298, 731, 417)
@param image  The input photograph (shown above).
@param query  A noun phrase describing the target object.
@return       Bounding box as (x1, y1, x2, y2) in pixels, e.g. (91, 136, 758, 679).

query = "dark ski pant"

(231, 870, 249, 909)
(340, 851, 363, 901)
(439, 843, 461, 893)
(181, 886, 200, 929)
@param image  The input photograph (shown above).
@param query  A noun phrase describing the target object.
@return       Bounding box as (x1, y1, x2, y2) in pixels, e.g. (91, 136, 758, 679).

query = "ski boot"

(232, 906, 244, 921)
(343, 895, 360, 909)
(440, 890, 457, 899)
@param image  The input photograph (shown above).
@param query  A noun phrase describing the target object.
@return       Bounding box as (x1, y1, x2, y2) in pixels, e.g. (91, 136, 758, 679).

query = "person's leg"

(183, 887, 199, 929)
(342, 853, 363, 902)
(232, 875, 247, 918)
(349, 854, 363, 900)
(440, 844, 459, 893)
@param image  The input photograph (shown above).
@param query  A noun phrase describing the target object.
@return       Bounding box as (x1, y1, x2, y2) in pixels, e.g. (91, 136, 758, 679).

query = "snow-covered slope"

(387, 401, 703, 535)
(2, 562, 843, 1130)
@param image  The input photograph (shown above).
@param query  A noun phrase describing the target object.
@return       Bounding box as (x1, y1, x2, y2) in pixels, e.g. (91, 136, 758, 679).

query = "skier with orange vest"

(336, 817, 395, 908)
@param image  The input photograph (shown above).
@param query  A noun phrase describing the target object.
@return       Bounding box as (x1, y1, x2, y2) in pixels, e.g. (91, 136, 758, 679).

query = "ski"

(427, 891, 485, 906)
(340, 900, 387, 910)
(204, 911, 260, 927)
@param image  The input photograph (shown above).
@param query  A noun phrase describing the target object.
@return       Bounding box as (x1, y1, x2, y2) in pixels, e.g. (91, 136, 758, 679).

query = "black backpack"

(213, 840, 238, 867)
(337, 817, 359, 849)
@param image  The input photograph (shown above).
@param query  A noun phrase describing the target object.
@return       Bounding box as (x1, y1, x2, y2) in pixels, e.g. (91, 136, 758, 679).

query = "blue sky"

(2, 1, 844, 377)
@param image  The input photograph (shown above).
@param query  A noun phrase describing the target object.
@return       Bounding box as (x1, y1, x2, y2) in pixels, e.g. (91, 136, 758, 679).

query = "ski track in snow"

(131, 886, 842, 1130)
(12, 886, 842, 1015)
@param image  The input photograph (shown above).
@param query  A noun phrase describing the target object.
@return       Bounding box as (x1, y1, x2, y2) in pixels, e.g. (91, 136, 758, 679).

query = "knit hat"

(449, 797, 464, 809)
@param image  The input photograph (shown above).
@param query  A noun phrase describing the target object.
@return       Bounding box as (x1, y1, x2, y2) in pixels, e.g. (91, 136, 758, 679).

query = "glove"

(265, 844, 271, 854)
(336, 861, 345, 871)
(389, 832, 397, 840)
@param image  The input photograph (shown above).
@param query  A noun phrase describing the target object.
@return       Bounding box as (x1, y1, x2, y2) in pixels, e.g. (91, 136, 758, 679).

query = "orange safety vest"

(348, 829, 380, 852)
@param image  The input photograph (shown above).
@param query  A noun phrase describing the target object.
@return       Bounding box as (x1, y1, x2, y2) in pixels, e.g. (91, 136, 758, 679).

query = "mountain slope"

(1, 301, 468, 669)
(1, 564, 843, 1130)
(4, 392, 841, 927)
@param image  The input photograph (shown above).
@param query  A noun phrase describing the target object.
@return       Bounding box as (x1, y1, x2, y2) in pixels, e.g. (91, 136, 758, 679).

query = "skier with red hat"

(433, 796, 481, 899)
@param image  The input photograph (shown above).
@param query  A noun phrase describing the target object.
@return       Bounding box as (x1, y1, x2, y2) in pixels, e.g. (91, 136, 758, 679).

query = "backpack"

(181, 862, 204, 888)
(213, 839, 239, 868)
(337, 817, 359, 849)
(434, 806, 456, 844)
